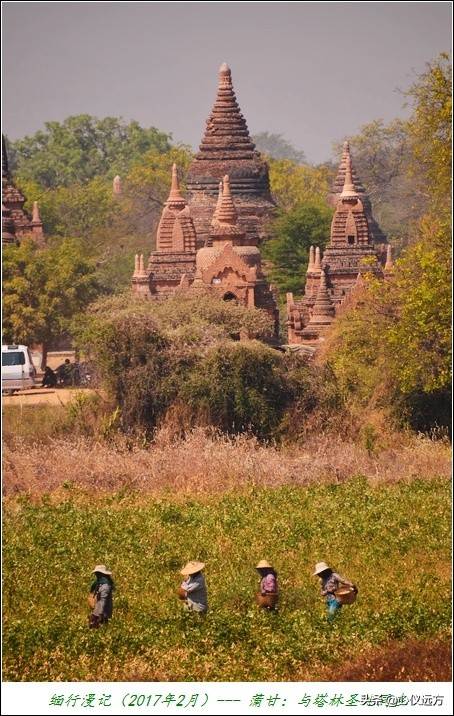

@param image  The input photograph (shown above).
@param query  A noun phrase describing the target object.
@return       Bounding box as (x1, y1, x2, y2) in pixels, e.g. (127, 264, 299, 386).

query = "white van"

(2, 345, 37, 394)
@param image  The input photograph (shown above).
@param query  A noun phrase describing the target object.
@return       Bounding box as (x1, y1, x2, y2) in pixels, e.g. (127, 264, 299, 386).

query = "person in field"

(313, 561, 357, 622)
(178, 561, 208, 614)
(89, 564, 114, 628)
(256, 560, 279, 610)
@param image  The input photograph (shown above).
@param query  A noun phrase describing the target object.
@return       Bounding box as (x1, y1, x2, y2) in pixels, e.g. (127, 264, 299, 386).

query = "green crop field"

(3, 477, 451, 681)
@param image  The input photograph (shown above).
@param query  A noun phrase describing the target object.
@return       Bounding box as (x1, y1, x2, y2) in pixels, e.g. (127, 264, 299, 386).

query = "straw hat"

(92, 564, 112, 576)
(256, 560, 273, 569)
(180, 561, 205, 576)
(313, 561, 330, 576)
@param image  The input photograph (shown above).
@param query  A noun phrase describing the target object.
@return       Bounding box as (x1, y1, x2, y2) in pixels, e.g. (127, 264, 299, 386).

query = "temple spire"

(307, 245, 315, 272)
(198, 63, 255, 156)
(384, 244, 394, 273)
(32, 201, 41, 224)
(213, 180, 223, 221)
(167, 163, 185, 206)
(311, 268, 334, 319)
(340, 155, 357, 198)
(216, 175, 237, 226)
(314, 246, 322, 271)
(113, 175, 122, 195)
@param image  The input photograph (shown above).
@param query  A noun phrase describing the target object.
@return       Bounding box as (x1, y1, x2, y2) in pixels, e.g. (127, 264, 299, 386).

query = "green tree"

(323, 214, 451, 432)
(405, 53, 451, 211)
(269, 158, 333, 211)
(262, 203, 332, 296)
(252, 132, 306, 164)
(8, 115, 172, 188)
(2, 238, 100, 367)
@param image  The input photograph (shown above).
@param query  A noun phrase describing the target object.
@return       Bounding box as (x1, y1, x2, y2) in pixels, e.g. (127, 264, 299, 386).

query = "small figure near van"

(313, 561, 357, 622)
(178, 561, 208, 614)
(42, 366, 57, 388)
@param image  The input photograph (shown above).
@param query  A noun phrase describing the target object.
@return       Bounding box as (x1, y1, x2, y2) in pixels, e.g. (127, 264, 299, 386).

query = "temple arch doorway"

(223, 291, 237, 302)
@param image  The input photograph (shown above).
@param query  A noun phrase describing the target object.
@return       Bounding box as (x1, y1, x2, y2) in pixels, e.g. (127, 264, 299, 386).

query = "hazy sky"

(2, 1, 452, 163)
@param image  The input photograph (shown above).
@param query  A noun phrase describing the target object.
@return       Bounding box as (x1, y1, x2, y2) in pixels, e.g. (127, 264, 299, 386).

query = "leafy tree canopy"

(269, 158, 333, 211)
(6, 115, 172, 188)
(252, 132, 306, 164)
(262, 203, 332, 296)
(2, 238, 100, 361)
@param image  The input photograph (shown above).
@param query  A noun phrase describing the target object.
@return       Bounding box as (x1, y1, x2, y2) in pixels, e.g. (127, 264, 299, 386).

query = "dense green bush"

(73, 292, 336, 440)
(182, 340, 291, 439)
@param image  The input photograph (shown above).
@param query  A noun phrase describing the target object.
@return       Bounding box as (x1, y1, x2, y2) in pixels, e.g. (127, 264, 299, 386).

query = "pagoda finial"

(307, 245, 315, 272)
(314, 246, 322, 271)
(384, 244, 394, 273)
(213, 180, 223, 221)
(113, 175, 122, 195)
(216, 175, 237, 226)
(133, 254, 139, 277)
(32, 201, 41, 224)
(165, 163, 186, 207)
(340, 155, 357, 198)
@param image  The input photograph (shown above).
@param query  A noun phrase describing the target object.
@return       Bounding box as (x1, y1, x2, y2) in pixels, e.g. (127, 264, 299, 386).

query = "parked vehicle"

(2, 345, 37, 394)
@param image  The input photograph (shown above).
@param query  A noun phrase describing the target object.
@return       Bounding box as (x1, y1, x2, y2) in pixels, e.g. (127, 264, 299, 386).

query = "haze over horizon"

(2, 1, 452, 164)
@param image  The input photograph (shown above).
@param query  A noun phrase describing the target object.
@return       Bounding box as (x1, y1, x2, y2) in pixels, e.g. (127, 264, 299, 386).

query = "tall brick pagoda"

(328, 141, 386, 248)
(287, 154, 387, 346)
(2, 135, 44, 245)
(132, 164, 197, 297)
(187, 63, 275, 247)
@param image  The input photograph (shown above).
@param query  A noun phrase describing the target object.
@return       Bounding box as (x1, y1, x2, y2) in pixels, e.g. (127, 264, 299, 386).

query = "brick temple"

(328, 141, 387, 249)
(186, 63, 275, 247)
(132, 168, 279, 337)
(131, 63, 389, 349)
(286, 152, 392, 346)
(2, 135, 44, 246)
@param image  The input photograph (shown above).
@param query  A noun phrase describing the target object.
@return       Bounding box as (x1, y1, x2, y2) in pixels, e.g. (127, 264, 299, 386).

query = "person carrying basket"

(313, 561, 357, 622)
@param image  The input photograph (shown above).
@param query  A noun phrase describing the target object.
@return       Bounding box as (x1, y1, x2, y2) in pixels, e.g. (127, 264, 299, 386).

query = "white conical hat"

(256, 560, 273, 569)
(313, 561, 330, 576)
(92, 564, 112, 576)
(180, 560, 205, 576)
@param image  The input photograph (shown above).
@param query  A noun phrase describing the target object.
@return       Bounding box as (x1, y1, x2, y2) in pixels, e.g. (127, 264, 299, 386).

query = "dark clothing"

(89, 576, 114, 627)
(42, 367, 57, 388)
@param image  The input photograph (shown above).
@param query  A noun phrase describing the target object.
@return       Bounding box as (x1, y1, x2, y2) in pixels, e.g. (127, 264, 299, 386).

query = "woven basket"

(177, 587, 187, 601)
(87, 593, 97, 610)
(256, 592, 278, 608)
(335, 587, 357, 605)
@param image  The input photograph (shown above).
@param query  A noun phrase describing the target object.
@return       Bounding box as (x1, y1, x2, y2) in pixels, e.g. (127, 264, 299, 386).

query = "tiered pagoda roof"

(187, 64, 275, 246)
(328, 141, 386, 246)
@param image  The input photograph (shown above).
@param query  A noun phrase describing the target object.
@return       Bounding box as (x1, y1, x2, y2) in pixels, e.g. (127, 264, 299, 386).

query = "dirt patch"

(321, 638, 452, 681)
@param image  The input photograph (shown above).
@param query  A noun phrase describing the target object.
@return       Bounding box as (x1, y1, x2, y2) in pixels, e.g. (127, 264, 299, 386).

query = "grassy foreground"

(3, 476, 451, 681)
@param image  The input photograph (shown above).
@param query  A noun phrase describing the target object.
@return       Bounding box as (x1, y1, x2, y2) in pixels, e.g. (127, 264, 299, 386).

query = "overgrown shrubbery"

(73, 292, 341, 440)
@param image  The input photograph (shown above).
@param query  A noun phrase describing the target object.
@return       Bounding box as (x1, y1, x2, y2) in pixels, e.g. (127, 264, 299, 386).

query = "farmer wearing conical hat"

(256, 560, 278, 604)
(89, 564, 115, 629)
(179, 561, 208, 614)
(313, 561, 357, 622)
